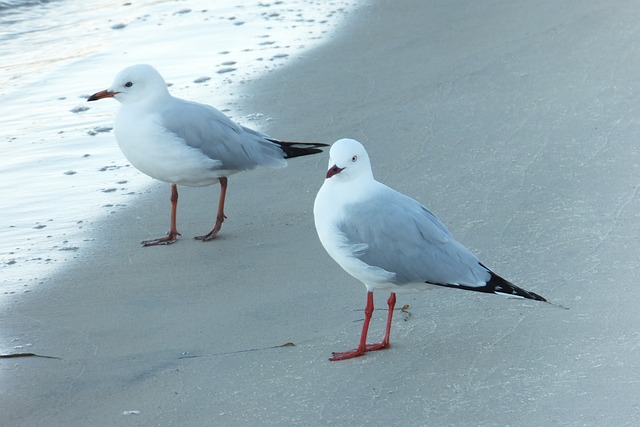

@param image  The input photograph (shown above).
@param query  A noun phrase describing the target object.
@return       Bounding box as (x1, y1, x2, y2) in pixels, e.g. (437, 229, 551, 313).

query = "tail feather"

(268, 139, 329, 159)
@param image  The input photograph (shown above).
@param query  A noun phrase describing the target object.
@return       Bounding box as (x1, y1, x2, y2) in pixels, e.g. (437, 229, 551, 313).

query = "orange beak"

(87, 89, 118, 101)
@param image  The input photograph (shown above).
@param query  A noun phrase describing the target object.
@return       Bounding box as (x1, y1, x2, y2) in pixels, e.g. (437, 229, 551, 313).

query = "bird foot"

(330, 349, 366, 361)
(329, 342, 389, 361)
(194, 230, 219, 241)
(195, 215, 226, 241)
(142, 231, 180, 246)
(365, 341, 390, 352)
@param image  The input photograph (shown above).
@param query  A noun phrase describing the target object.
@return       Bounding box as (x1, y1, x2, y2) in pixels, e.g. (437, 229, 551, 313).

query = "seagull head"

(87, 64, 170, 105)
(325, 138, 373, 181)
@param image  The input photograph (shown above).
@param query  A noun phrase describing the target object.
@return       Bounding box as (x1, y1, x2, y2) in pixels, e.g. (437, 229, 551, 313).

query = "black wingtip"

(434, 264, 547, 303)
(269, 139, 329, 159)
(485, 271, 547, 302)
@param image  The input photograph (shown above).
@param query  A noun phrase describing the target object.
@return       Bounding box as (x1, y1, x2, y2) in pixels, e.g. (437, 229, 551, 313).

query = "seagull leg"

(142, 184, 181, 246)
(330, 291, 376, 361)
(365, 292, 395, 351)
(195, 177, 228, 241)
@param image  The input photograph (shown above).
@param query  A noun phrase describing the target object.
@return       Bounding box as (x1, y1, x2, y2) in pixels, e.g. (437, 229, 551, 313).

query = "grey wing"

(159, 98, 287, 171)
(339, 188, 491, 287)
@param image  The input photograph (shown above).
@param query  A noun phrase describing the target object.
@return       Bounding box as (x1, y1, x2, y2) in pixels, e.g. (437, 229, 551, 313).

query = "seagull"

(313, 138, 547, 361)
(88, 64, 327, 246)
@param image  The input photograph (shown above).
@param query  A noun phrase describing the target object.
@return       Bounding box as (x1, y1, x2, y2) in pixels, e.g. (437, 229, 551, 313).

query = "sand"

(3, 0, 640, 425)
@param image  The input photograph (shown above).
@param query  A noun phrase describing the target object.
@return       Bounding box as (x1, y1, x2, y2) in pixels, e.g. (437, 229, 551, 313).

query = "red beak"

(326, 165, 344, 179)
(87, 89, 118, 101)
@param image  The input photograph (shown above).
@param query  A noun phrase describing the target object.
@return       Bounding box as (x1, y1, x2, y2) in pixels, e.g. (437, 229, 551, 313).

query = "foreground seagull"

(88, 64, 327, 246)
(313, 138, 547, 361)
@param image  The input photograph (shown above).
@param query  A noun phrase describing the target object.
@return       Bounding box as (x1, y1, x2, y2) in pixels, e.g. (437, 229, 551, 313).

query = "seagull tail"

(269, 139, 329, 159)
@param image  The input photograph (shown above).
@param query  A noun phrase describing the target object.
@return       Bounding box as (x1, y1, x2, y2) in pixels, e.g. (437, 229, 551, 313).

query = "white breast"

(313, 180, 397, 291)
(114, 108, 226, 186)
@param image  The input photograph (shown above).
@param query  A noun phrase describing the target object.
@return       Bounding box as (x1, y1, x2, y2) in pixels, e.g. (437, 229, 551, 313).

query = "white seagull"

(313, 138, 547, 361)
(88, 64, 327, 246)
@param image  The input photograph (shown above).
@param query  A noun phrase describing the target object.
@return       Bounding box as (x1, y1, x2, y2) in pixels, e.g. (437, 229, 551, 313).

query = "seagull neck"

(331, 173, 378, 202)
(350, 170, 375, 185)
(128, 92, 172, 109)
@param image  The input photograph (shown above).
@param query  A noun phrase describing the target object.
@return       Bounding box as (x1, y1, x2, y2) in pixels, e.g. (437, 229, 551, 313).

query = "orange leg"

(368, 292, 396, 351)
(330, 291, 396, 361)
(195, 177, 228, 241)
(142, 184, 181, 246)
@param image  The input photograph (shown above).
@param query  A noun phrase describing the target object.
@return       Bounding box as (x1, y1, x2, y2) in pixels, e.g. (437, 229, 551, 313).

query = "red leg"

(142, 184, 181, 246)
(196, 177, 228, 241)
(366, 292, 395, 351)
(330, 291, 375, 361)
(330, 291, 396, 361)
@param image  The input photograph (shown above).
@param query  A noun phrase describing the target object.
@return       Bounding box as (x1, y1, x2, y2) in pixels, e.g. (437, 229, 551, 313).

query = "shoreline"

(0, 0, 360, 303)
(4, 0, 640, 425)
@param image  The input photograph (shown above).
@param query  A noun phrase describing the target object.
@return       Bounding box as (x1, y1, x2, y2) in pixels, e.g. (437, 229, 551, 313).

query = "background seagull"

(313, 138, 547, 361)
(88, 64, 327, 246)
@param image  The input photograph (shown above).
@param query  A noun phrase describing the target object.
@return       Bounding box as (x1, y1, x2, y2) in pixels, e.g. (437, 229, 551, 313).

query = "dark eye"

(124, 82, 133, 88)
(351, 155, 358, 162)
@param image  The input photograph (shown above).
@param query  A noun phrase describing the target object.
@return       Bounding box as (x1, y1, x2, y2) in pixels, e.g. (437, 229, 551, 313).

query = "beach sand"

(4, 0, 640, 425)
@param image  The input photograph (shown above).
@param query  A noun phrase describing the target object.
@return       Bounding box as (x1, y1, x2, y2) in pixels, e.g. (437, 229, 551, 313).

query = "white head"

(87, 64, 170, 105)
(324, 138, 374, 182)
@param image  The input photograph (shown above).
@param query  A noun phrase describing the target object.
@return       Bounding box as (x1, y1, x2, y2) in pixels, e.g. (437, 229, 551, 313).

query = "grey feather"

(159, 99, 286, 171)
(337, 187, 491, 287)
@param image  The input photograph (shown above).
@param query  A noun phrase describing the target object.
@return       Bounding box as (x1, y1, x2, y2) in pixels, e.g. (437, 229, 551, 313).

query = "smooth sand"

(4, 0, 640, 425)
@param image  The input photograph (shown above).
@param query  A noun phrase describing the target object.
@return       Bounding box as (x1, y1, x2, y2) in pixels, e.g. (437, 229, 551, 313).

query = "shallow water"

(0, 0, 359, 299)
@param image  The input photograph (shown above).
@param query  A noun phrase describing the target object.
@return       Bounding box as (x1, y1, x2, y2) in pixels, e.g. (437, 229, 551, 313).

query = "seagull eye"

(351, 155, 358, 162)
(124, 82, 133, 88)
